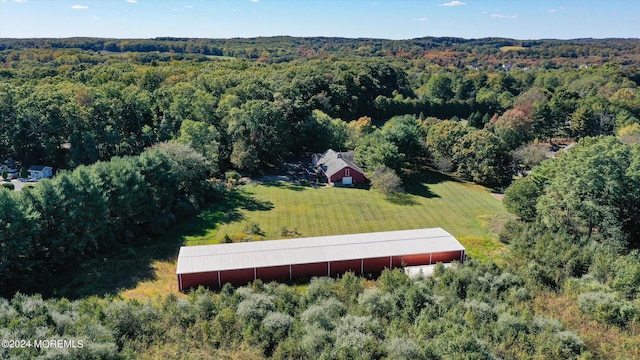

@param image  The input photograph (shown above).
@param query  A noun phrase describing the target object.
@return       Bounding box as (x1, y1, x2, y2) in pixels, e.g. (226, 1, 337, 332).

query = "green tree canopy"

(536, 137, 636, 244)
(453, 129, 511, 187)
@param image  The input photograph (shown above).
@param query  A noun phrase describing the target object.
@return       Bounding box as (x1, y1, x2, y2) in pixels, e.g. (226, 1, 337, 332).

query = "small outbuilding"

(176, 227, 465, 291)
(28, 165, 53, 180)
(312, 149, 366, 186)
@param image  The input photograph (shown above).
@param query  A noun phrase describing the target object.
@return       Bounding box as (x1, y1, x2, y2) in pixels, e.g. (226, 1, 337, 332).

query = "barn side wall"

(330, 259, 362, 276)
(431, 250, 464, 263)
(180, 271, 220, 291)
(292, 262, 329, 278)
(256, 265, 290, 283)
(363, 256, 392, 273)
(220, 268, 255, 287)
(179, 250, 465, 290)
(329, 167, 366, 184)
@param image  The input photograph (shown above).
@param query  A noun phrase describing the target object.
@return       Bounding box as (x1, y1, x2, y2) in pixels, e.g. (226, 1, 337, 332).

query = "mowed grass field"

(115, 171, 511, 299)
(185, 171, 512, 262)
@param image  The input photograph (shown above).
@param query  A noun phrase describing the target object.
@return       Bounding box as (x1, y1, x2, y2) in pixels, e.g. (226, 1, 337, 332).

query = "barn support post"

(289, 264, 292, 279)
(217, 271, 221, 288)
(254, 267, 257, 281)
(178, 274, 182, 292)
(389, 256, 392, 269)
(360, 259, 364, 275)
(430, 252, 432, 264)
(327, 262, 331, 276)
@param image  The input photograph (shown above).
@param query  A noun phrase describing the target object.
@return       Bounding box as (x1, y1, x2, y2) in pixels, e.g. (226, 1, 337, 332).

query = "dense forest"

(1, 37, 640, 358)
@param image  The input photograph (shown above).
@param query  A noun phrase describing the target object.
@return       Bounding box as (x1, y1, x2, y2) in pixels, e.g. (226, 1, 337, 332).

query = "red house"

(312, 149, 367, 186)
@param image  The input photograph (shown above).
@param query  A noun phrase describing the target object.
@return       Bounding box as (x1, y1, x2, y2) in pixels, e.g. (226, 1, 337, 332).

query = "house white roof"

(176, 228, 464, 275)
(28, 165, 52, 172)
(315, 149, 365, 177)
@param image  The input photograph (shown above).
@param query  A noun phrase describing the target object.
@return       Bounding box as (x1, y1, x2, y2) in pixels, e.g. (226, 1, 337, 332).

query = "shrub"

(358, 288, 394, 319)
(236, 293, 275, 323)
(332, 315, 378, 358)
(298, 325, 333, 358)
(384, 337, 422, 360)
(222, 233, 233, 243)
(370, 165, 403, 196)
(577, 291, 635, 326)
(548, 331, 586, 358)
(225, 170, 242, 185)
(280, 226, 300, 237)
(300, 298, 345, 330)
(531, 316, 562, 334)
(261, 311, 294, 346)
(464, 300, 496, 326)
(243, 221, 263, 236)
(1, 183, 14, 190)
(302, 277, 336, 305)
(495, 312, 528, 341)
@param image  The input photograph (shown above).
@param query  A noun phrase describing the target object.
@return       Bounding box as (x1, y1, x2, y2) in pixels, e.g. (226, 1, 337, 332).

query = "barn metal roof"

(176, 228, 465, 275)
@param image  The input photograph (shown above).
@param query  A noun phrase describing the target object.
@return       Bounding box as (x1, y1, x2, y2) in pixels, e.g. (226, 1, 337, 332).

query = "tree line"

(1, 45, 639, 185)
(2, 36, 639, 66)
(0, 142, 220, 296)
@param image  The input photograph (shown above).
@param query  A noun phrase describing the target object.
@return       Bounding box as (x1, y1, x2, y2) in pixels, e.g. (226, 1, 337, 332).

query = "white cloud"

(250, 0, 259, 2)
(491, 13, 518, 19)
(71, 5, 88, 9)
(415, 17, 429, 22)
(126, 0, 137, 3)
(440, 1, 466, 6)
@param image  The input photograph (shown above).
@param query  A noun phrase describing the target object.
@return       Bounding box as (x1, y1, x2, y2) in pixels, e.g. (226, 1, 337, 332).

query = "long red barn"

(176, 228, 465, 291)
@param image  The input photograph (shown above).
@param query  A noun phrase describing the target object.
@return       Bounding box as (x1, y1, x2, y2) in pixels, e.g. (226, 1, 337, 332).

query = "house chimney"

(337, 153, 342, 158)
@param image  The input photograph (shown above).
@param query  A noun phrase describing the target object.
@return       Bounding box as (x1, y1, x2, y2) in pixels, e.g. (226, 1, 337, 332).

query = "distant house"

(28, 165, 53, 180)
(3, 158, 18, 172)
(312, 149, 366, 186)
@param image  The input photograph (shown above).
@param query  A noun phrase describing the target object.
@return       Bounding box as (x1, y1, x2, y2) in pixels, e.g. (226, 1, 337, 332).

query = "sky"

(1, 0, 639, 40)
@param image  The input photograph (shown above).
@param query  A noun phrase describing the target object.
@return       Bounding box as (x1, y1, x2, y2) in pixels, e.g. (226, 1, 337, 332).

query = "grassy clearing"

(500, 45, 528, 52)
(186, 171, 512, 260)
(45, 170, 509, 300)
(119, 260, 187, 301)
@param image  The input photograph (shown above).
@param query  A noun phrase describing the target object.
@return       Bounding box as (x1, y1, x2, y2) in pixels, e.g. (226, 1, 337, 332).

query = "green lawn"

(185, 171, 512, 261)
(104, 171, 510, 299)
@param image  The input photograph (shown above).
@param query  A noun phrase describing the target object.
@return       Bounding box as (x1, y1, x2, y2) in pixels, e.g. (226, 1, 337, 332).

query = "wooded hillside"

(1, 36, 639, 359)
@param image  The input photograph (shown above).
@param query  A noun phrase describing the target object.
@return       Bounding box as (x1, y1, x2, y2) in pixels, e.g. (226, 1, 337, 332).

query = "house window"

(345, 168, 350, 176)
